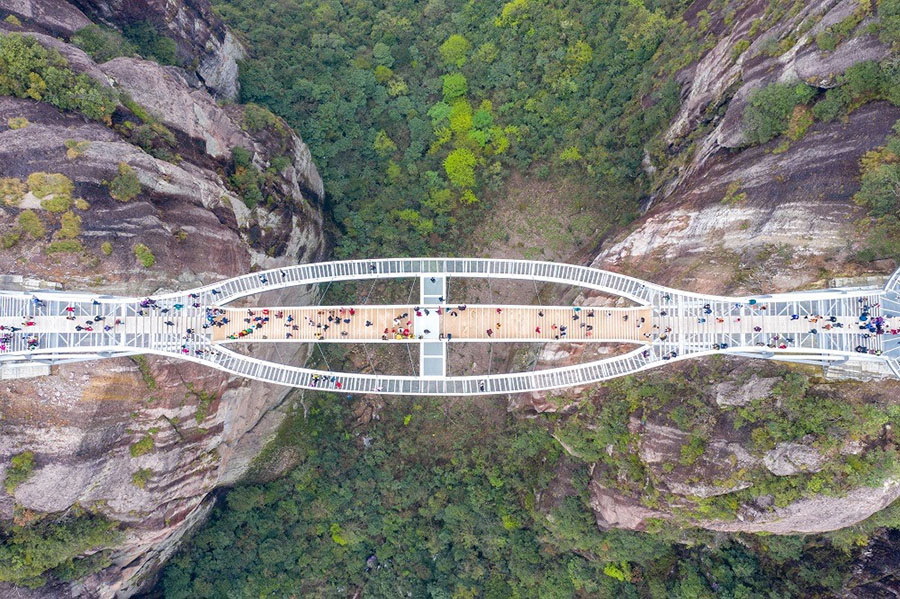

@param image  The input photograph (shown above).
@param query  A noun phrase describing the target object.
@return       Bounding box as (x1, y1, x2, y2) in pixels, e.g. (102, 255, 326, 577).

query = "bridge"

(0, 259, 898, 395)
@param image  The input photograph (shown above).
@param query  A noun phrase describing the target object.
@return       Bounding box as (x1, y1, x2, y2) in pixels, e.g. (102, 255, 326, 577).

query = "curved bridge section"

(0, 259, 897, 395)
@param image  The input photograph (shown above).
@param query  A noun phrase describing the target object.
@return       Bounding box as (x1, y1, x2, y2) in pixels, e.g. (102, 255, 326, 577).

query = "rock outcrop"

(763, 442, 826, 476)
(552, 2, 900, 537)
(70, 0, 246, 99)
(0, 2, 326, 597)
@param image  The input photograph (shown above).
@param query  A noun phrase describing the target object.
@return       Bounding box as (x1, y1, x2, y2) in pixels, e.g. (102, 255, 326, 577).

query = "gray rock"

(764, 442, 826, 475)
(589, 480, 669, 531)
(714, 375, 779, 407)
(72, 0, 246, 100)
(792, 35, 892, 88)
(0, 8, 325, 595)
(197, 29, 245, 101)
(704, 479, 900, 534)
(101, 57, 250, 160)
(0, 0, 91, 34)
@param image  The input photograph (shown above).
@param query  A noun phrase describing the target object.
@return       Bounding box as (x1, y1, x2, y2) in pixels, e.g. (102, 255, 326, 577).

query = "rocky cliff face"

(0, 1, 326, 596)
(528, 0, 900, 539)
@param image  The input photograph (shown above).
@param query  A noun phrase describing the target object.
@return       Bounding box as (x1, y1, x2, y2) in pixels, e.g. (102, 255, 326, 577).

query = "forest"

(212, 0, 695, 257)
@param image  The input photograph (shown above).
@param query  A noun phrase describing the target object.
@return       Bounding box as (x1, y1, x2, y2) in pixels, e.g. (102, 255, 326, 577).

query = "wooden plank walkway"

(209, 305, 654, 343)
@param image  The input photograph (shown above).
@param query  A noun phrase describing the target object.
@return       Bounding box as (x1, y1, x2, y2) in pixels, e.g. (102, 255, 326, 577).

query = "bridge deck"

(210, 305, 654, 343)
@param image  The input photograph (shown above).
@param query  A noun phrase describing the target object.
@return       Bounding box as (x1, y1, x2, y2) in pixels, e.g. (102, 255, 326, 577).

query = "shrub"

(731, 39, 751, 61)
(785, 105, 814, 140)
(816, 30, 838, 51)
(27, 172, 73, 200)
(71, 24, 134, 63)
(4, 450, 35, 493)
(812, 60, 899, 122)
(879, 0, 900, 46)
(133, 243, 155, 268)
(229, 147, 263, 208)
(122, 21, 179, 65)
(3, 14, 22, 26)
(73, 198, 90, 210)
(100, 241, 113, 255)
(1, 232, 21, 249)
(108, 162, 141, 201)
(0, 33, 118, 122)
(0, 177, 26, 205)
(129, 436, 155, 457)
(443, 147, 477, 187)
(7, 116, 28, 129)
(743, 82, 817, 145)
(64, 139, 90, 160)
(679, 435, 707, 466)
(18, 210, 46, 239)
(45, 240, 83, 254)
(131, 468, 154, 489)
(40, 196, 72, 212)
(242, 103, 283, 133)
(56, 211, 82, 239)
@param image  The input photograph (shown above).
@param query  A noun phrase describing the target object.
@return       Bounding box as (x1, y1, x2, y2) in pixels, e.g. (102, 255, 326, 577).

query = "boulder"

(763, 442, 826, 476)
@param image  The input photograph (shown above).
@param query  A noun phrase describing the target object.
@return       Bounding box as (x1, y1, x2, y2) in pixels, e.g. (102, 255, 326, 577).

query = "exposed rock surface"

(704, 480, 900, 534)
(842, 529, 900, 599)
(0, 3, 326, 597)
(72, 0, 246, 99)
(589, 480, 669, 531)
(763, 442, 827, 476)
(714, 374, 779, 407)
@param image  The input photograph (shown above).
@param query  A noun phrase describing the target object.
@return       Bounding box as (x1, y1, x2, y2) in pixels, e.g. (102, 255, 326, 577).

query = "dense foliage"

(0, 32, 117, 122)
(742, 59, 900, 147)
(0, 510, 121, 588)
(213, 0, 695, 257)
(162, 392, 878, 598)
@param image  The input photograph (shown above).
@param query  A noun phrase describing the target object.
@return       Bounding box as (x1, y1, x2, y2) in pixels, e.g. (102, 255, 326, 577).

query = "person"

(479, 381, 485, 392)
(486, 329, 493, 337)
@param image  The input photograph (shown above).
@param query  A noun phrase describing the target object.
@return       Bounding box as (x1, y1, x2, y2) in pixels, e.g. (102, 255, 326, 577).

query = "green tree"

(373, 130, 398, 156)
(439, 34, 472, 66)
(444, 148, 477, 187)
(442, 72, 468, 100)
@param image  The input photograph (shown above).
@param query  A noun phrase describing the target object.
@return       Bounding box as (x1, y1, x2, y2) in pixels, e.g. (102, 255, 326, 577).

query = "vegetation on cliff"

(0, 33, 117, 122)
(0, 509, 121, 588)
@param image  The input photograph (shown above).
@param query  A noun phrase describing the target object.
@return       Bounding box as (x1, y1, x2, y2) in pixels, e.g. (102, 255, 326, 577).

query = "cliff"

(0, 1, 326, 596)
(529, 0, 900, 539)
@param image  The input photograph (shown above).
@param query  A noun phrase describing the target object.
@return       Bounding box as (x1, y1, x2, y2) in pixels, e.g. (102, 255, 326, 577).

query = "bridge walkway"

(210, 305, 654, 344)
